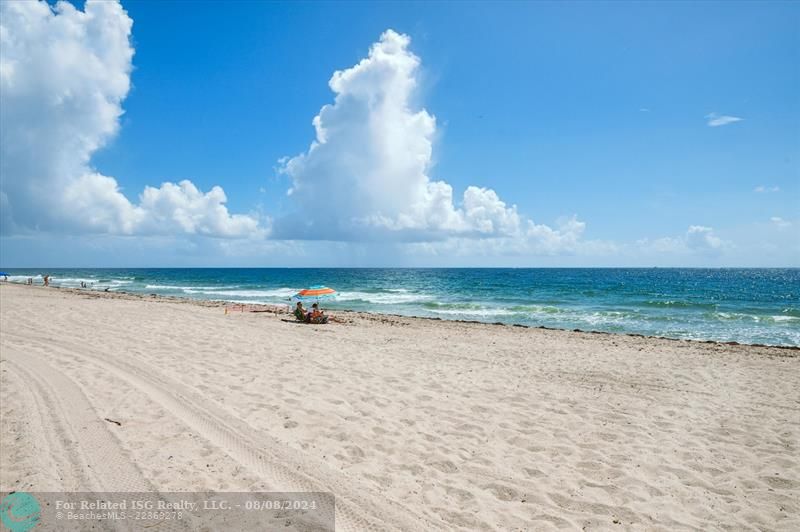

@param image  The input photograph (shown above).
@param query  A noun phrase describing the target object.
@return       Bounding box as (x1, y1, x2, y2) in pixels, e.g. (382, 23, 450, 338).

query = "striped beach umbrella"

(293, 285, 337, 302)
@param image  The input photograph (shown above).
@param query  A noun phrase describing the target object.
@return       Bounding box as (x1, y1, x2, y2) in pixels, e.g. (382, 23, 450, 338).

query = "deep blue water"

(2, 268, 798, 346)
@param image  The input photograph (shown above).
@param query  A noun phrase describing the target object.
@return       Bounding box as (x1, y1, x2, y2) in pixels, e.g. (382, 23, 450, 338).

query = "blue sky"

(0, 0, 797, 266)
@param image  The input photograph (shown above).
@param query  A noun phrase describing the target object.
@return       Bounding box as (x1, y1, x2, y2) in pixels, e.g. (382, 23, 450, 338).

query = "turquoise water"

(2, 268, 798, 346)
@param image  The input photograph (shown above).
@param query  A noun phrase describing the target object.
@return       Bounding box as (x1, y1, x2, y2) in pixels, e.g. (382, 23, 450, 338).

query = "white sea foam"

(426, 307, 517, 317)
(6, 275, 41, 283)
(770, 315, 799, 323)
(577, 311, 631, 326)
(185, 288, 298, 299)
(145, 284, 240, 291)
(54, 277, 132, 286)
(713, 312, 761, 322)
(336, 290, 433, 304)
(223, 299, 290, 308)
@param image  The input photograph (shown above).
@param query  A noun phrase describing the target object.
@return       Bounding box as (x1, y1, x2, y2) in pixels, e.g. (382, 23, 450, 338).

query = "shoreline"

(11, 282, 799, 352)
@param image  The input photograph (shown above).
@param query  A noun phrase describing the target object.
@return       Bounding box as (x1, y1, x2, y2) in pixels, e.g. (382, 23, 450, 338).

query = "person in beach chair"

(308, 303, 329, 324)
(294, 301, 308, 322)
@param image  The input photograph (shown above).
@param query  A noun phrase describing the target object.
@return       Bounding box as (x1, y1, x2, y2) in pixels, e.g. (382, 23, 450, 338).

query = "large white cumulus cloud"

(275, 30, 581, 247)
(0, 0, 258, 237)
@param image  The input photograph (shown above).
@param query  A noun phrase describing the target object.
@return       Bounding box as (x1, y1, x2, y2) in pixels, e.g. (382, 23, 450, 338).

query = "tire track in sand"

(1, 353, 80, 491)
(5, 332, 440, 531)
(2, 346, 195, 531)
(3, 347, 152, 493)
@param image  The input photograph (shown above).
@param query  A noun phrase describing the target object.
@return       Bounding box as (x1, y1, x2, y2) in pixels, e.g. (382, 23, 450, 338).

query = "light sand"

(0, 283, 798, 531)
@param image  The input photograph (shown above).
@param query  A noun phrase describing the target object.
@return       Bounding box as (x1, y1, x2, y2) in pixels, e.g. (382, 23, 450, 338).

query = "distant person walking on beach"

(43, 275, 50, 287)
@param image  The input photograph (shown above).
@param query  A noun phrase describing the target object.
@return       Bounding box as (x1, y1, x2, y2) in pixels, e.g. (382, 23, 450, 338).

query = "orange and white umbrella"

(293, 285, 337, 302)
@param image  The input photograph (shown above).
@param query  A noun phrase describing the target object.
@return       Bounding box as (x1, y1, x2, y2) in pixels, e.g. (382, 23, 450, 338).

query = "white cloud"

(770, 216, 791, 229)
(705, 112, 743, 127)
(685, 225, 724, 250)
(274, 29, 579, 252)
(638, 225, 729, 255)
(0, 0, 259, 237)
(462, 187, 522, 235)
(407, 215, 591, 257)
(754, 185, 780, 193)
(138, 181, 261, 236)
(64, 173, 145, 234)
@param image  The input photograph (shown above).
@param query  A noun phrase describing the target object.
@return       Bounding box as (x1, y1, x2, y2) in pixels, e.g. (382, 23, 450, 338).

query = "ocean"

(2, 268, 798, 347)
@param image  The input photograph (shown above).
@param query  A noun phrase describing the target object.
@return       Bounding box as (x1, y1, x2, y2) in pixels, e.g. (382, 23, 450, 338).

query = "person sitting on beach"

(294, 302, 308, 322)
(308, 303, 329, 324)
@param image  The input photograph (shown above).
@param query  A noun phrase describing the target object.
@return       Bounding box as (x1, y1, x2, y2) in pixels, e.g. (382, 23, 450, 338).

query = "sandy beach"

(0, 282, 797, 530)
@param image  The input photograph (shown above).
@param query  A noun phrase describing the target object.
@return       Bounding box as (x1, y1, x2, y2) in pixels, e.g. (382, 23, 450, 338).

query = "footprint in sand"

(345, 445, 366, 462)
(482, 482, 521, 501)
(523, 467, 546, 478)
(444, 485, 475, 503)
(762, 475, 798, 490)
(429, 460, 458, 474)
(433, 508, 490, 529)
